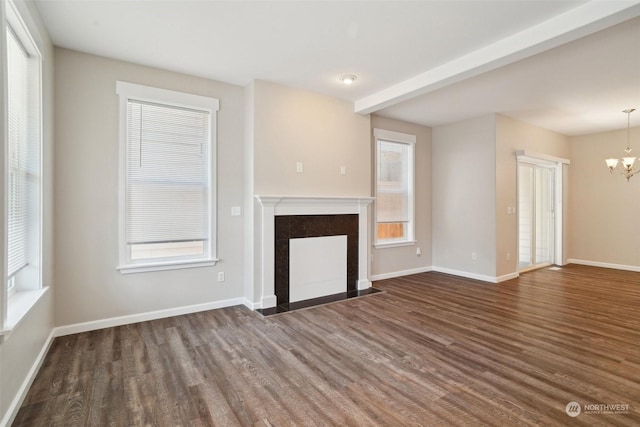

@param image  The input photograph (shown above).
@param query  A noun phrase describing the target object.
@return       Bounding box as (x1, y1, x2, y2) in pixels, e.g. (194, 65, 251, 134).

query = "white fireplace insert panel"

(289, 235, 347, 303)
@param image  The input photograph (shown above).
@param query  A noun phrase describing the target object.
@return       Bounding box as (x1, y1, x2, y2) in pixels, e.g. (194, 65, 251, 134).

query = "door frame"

(516, 151, 570, 269)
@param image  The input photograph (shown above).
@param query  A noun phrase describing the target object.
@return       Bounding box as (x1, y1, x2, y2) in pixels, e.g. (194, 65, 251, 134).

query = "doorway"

(518, 162, 555, 271)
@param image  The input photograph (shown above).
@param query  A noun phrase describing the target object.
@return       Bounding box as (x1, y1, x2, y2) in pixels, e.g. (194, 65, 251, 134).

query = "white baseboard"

(431, 266, 500, 283)
(371, 266, 520, 284)
(241, 298, 260, 310)
(496, 272, 519, 282)
(568, 259, 640, 273)
(371, 266, 432, 282)
(357, 279, 372, 290)
(1, 329, 55, 427)
(259, 295, 277, 310)
(53, 297, 248, 337)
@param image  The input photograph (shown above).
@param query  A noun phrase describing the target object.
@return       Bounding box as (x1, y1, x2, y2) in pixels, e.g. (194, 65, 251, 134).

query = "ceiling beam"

(354, 1, 640, 115)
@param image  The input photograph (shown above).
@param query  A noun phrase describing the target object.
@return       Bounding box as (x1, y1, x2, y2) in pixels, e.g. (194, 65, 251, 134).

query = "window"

(374, 128, 415, 247)
(116, 82, 219, 273)
(5, 3, 42, 296)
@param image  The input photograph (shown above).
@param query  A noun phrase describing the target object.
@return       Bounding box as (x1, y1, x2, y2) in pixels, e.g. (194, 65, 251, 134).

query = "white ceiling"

(34, 0, 640, 136)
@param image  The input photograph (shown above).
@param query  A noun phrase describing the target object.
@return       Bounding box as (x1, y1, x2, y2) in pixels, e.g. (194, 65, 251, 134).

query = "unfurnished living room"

(1, 1, 639, 426)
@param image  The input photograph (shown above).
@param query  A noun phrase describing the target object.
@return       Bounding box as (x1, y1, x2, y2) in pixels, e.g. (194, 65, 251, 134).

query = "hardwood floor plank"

(13, 264, 640, 426)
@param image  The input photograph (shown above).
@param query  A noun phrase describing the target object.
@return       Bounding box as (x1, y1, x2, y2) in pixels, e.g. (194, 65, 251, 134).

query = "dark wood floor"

(13, 264, 640, 426)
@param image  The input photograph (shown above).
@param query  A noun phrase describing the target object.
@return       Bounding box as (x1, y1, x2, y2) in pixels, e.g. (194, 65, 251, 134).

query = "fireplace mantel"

(255, 195, 374, 215)
(255, 195, 374, 309)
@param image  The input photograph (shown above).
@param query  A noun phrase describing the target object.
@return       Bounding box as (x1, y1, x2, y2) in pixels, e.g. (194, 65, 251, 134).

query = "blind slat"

(7, 28, 29, 277)
(125, 101, 210, 246)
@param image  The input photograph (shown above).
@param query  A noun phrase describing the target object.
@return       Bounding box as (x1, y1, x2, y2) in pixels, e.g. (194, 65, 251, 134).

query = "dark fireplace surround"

(274, 214, 359, 305)
(255, 195, 374, 311)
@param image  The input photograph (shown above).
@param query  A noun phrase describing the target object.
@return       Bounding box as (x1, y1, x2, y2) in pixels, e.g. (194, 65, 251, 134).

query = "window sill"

(374, 240, 416, 249)
(1, 287, 50, 342)
(117, 258, 219, 274)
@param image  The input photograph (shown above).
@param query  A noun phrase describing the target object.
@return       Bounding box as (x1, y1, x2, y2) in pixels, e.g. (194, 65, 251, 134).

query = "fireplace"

(276, 214, 358, 305)
(255, 196, 374, 309)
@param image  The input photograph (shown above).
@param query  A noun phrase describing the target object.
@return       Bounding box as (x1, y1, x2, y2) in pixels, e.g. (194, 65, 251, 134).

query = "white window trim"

(373, 128, 416, 249)
(2, 0, 45, 336)
(376, 240, 417, 249)
(115, 81, 219, 274)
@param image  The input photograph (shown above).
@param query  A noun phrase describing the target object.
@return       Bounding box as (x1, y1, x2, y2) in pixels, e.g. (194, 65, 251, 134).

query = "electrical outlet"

(416, 247, 422, 256)
(471, 252, 477, 260)
(340, 165, 346, 175)
(296, 162, 303, 173)
(506, 253, 510, 261)
(217, 272, 225, 282)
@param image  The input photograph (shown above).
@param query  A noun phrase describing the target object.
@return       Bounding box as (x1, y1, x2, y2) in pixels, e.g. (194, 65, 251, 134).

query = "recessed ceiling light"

(340, 74, 357, 85)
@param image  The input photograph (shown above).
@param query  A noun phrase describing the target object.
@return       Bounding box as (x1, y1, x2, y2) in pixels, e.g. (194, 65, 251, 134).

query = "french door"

(518, 162, 555, 271)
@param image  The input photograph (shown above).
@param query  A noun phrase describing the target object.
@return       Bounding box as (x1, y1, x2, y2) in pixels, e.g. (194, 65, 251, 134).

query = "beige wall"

(252, 80, 371, 196)
(495, 114, 570, 277)
(370, 115, 432, 278)
(0, 0, 55, 424)
(432, 114, 497, 278)
(248, 80, 371, 303)
(569, 127, 640, 268)
(432, 114, 572, 281)
(53, 49, 246, 326)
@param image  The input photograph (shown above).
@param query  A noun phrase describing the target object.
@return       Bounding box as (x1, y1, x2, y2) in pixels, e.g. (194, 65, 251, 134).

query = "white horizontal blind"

(376, 140, 409, 223)
(7, 28, 29, 278)
(125, 100, 210, 247)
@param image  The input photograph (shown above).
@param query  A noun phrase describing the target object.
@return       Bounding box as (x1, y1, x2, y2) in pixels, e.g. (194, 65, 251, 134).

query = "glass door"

(518, 162, 555, 271)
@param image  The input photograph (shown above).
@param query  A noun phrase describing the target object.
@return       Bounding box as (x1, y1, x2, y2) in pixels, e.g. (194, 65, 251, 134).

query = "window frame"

(2, 0, 45, 335)
(373, 128, 416, 248)
(116, 81, 219, 274)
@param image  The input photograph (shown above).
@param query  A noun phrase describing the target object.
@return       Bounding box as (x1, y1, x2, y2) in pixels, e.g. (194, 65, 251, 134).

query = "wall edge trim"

(567, 259, 640, 272)
(241, 298, 259, 310)
(371, 266, 432, 281)
(496, 272, 519, 282)
(431, 266, 498, 283)
(53, 297, 248, 337)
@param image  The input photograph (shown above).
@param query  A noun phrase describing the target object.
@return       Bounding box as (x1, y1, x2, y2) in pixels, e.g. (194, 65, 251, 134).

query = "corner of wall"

(244, 81, 256, 304)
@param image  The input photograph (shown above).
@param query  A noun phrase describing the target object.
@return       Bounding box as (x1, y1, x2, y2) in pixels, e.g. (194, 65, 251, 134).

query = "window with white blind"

(374, 128, 415, 247)
(5, 9, 42, 295)
(116, 82, 219, 273)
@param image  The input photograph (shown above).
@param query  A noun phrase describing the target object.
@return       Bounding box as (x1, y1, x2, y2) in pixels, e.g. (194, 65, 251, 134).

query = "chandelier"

(605, 108, 638, 181)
